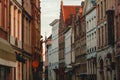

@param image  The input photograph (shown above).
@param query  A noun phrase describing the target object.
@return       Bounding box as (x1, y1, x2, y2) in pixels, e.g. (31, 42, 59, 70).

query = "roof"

(62, 5, 82, 22)
(61, 1, 83, 25)
(49, 19, 59, 26)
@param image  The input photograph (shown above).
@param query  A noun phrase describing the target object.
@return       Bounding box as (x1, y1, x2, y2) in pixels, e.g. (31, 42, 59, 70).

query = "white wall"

(51, 21, 59, 69)
(48, 20, 59, 80)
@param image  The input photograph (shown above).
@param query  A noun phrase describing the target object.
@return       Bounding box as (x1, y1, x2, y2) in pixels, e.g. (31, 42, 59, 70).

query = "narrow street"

(0, 0, 120, 80)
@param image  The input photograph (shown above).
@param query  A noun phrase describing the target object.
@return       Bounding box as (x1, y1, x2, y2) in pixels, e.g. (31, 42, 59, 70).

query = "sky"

(41, 0, 84, 39)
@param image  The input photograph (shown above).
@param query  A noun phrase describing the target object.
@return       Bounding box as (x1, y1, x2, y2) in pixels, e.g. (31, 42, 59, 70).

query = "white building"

(49, 19, 59, 80)
(84, 0, 97, 79)
(47, 39, 52, 80)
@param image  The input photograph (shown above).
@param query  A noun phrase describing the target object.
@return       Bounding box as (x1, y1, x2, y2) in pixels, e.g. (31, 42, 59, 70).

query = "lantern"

(32, 60, 39, 72)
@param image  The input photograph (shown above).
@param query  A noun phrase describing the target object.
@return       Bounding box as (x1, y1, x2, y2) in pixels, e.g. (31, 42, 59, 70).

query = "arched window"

(100, 59, 103, 70)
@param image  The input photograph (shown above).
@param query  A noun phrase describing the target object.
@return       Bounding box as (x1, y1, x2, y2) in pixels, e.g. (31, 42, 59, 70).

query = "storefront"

(0, 38, 16, 80)
(0, 65, 15, 80)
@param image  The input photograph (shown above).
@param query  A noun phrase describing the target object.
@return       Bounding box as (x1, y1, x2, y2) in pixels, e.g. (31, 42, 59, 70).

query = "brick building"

(9, 0, 24, 80)
(31, 0, 43, 80)
(0, 0, 42, 80)
(0, 0, 16, 80)
(96, 0, 115, 80)
(23, 0, 33, 80)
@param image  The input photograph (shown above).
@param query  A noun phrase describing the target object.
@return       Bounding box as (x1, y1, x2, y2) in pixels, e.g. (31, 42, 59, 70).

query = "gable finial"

(61, 0, 63, 5)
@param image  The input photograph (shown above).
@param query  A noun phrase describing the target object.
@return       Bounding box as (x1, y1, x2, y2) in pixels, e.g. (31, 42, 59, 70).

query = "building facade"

(0, 0, 16, 80)
(115, 0, 120, 80)
(83, 0, 97, 80)
(96, 0, 115, 80)
(23, 0, 32, 80)
(31, 0, 43, 80)
(74, 5, 87, 80)
(0, 0, 42, 80)
(59, 1, 65, 80)
(50, 19, 59, 80)
(46, 35, 52, 80)
(9, 0, 25, 80)
(64, 26, 72, 80)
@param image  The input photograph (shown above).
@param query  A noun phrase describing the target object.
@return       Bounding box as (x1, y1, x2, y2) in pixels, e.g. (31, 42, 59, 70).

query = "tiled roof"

(61, 4, 82, 25)
(62, 6, 82, 21)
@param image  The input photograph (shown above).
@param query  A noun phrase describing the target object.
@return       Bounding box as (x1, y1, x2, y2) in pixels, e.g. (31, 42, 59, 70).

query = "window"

(95, 46, 96, 51)
(4, 0, 7, 29)
(89, 20, 91, 30)
(29, 20, 31, 44)
(115, 17, 118, 41)
(92, 48, 94, 52)
(92, 33, 94, 39)
(100, 59, 104, 70)
(104, 0, 106, 17)
(94, 32, 96, 38)
(2, 0, 5, 28)
(101, 1, 103, 19)
(118, 15, 120, 39)
(103, 25, 106, 46)
(98, 28, 100, 48)
(98, 4, 100, 21)
(101, 26, 104, 47)
(87, 21, 88, 30)
(105, 24, 107, 45)
(14, 7, 16, 37)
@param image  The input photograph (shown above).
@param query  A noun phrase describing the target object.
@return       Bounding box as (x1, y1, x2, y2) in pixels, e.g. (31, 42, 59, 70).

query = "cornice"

(10, 0, 23, 10)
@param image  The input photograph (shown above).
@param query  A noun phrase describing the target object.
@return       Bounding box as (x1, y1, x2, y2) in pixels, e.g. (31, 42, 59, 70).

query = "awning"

(87, 52, 96, 59)
(0, 38, 16, 67)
